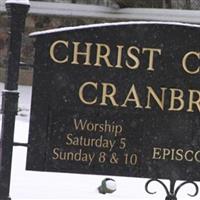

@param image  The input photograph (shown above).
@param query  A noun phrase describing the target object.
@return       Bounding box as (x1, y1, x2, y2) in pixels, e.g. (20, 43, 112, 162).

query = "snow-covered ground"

(0, 82, 199, 200)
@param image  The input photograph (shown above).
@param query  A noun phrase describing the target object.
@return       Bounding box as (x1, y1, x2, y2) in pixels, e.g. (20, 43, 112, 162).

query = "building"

(0, 0, 200, 84)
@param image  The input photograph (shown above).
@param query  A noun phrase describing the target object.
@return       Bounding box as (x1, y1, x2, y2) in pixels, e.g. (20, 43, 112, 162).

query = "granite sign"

(26, 22, 200, 181)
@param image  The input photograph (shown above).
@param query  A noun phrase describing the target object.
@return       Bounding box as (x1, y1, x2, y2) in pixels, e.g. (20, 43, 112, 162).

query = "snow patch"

(106, 180, 117, 191)
(5, 0, 30, 6)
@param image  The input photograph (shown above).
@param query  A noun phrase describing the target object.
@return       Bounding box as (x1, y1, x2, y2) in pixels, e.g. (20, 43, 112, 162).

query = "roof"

(29, 21, 200, 37)
(1, 1, 200, 24)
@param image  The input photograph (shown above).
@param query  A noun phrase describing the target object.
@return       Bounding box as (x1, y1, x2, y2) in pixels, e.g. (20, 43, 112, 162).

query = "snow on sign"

(26, 22, 200, 181)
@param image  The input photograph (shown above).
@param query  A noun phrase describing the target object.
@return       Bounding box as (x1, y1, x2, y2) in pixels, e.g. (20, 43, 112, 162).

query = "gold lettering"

(152, 147, 162, 159)
(145, 87, 167, 110)
(50, 40, 69, 63)
(171, 149, 175, 160)
(121, 84, 142, 108)
(185, 150, 194, 162)
(79, 82, 97, 105)
(175, 149, 184, 161)
(66, 133, 73, 145)
(187, 90, 200, 112)
(125, 46, 140, 69)
(152, 147, 200, 163)
(162, 148, 171, 160)
(95, 43, 113, 67)
(195, 151, 200, 163)
(182, 51, 200, 74)
(115, 45, 124, 68)
(100, 82, 118, 106)
(142, 48, 161, 71)
(168, 88, 184, 111)
(52, 148, 60, 160)
(72, 42, 92, 65)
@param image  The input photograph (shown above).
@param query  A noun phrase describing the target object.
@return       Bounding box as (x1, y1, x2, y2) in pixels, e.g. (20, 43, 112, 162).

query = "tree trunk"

(165, 0, 172, 8)
(186, 0, 191, 9)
